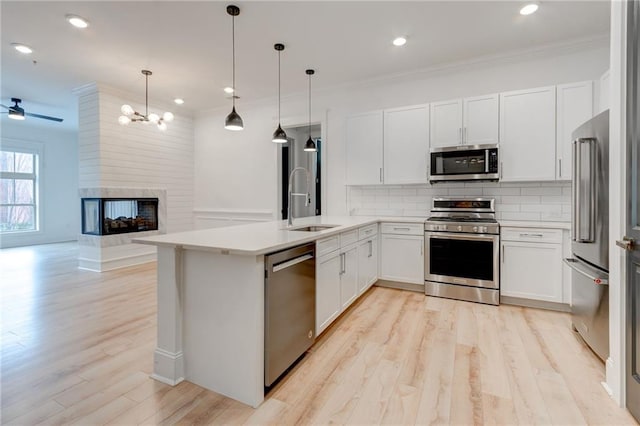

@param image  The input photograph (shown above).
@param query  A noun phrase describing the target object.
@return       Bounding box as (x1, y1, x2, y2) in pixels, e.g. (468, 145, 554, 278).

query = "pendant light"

(224, 5, 243, 131)
(272, 43, 287, 143)
(304, 69, 317, 152)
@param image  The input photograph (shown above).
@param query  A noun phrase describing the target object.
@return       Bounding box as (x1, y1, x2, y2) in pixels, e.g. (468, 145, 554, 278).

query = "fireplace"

(82, 198, 159, 236)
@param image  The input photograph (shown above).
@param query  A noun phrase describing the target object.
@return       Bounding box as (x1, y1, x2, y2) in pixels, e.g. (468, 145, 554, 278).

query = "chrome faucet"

(287, 167, 311, 227)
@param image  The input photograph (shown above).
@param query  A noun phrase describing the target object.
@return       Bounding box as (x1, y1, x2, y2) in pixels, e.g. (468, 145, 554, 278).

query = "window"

(0, 149, 38, 233)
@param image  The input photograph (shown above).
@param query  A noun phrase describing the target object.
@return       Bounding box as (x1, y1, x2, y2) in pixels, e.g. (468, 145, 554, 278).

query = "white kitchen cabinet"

(380, 224, 424, 285)
(430, 99, 463, 148)
(346, 111, 384, 185)
(316, 251, 341, 335)
(430, 94, 499, 148)
(499, 86, 556, 181)
(556, 81, 593, 180)
(500, 227, 564, 303)
(357, 237, 378, 295)
(340, 245, 358, 309)
(383, 104, 429, 184)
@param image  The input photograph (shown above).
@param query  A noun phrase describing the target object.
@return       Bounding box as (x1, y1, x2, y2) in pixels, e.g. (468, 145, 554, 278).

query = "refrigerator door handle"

(574, 138, 597, 243)
(572, 139, 579, 241)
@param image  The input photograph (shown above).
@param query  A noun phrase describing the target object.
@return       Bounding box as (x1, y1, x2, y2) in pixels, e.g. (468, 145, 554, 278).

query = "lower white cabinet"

(357, 237, 378, 295)
(340, 245, 359, 310)
(316, 251, 341, 335)
(500, 227, 564, 303)
(380, 225, 424, 285)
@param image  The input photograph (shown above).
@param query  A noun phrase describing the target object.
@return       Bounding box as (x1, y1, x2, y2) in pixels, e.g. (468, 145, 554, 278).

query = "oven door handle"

(425, 232, 498, 242)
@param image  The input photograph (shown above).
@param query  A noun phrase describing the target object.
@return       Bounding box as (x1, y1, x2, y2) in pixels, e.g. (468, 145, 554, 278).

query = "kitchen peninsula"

(134, 215, 408, 407)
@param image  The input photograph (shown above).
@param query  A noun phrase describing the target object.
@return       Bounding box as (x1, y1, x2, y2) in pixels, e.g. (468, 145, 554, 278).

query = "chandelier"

(118, 70, 174, 131)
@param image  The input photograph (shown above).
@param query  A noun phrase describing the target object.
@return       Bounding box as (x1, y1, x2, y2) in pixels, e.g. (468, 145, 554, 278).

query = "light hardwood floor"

(0, 242, 636, 425)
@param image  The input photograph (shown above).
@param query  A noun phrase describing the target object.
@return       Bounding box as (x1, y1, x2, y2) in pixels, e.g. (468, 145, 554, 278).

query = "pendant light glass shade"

(225, 106, 244, 131)
(225, 5, 243, 131)
(304, 69, 317, 152)
(272, 43, 287, 143)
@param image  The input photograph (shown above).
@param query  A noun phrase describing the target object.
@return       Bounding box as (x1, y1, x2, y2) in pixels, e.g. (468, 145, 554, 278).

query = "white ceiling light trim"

(520, 2, 540, 15)
(224, 87, 235, 94)
(11, 43, 33, 54)
(66, 14, 89, 28)
(393, 37, 407, 47)
(174, 98, 185, 105)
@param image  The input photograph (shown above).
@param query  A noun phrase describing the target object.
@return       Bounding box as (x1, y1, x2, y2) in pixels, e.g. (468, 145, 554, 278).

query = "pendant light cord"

(145, 73, 149, 118)
(232, 14, 236, 108)
(308, 72, 312, 139)
(278, 50, 281, 122)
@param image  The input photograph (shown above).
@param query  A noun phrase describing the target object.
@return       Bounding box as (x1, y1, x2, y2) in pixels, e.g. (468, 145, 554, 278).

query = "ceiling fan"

(1, 98, 63, 122)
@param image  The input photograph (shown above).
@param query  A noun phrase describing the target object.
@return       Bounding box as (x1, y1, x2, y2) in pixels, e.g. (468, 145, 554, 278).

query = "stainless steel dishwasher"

(264, 242, 316, 386)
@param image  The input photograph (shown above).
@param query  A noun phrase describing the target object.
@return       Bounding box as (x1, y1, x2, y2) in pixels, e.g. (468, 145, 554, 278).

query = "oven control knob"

(473, 226, 478, 232)
(442, 225, 447, 231)
(457, 226, 462, 231)
(481, 226, 488, 233)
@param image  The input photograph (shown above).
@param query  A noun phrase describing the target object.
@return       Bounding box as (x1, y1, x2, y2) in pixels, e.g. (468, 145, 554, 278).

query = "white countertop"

(134, 215, 570, 255)
(134, 216, 386, 255)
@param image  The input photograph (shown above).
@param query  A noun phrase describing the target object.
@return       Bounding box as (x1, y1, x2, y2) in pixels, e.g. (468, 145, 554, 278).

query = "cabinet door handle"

(368, 240, 373, 257)
(393, 227, 411, 231)
(339, 253, 345, 275)
(459, 128, 462, 144)
(420, 242, 423, 255)
(519, 233, 544, 238)
(463, 127, 467, 144)
(558, 158, 562, 178)
(379, 168, 383, 183)
(500, 162, 503, 179)
(502, 247, 505, 264)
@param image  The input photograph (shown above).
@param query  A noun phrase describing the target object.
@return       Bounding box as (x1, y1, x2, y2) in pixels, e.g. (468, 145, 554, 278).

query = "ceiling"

(1, 1, 610, 130)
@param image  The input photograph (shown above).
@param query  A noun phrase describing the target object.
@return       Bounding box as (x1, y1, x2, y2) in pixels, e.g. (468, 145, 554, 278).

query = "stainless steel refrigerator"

(564, 110, 610, 361)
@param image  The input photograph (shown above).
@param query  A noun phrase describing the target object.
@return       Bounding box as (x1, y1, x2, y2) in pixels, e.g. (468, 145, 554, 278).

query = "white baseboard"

(152, 348, 185, 386)
(78, 251, 157, 272)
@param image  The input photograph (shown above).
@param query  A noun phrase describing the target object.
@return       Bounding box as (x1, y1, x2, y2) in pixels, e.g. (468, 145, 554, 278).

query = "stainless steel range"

(424, 198, 500, 305)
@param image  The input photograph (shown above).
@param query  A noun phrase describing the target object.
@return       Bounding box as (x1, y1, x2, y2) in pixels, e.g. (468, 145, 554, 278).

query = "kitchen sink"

(285, 224, 339, 232)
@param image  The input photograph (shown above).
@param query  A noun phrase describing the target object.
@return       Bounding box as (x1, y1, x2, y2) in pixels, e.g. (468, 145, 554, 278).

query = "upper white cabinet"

(430, 94, 499, 148)
(556, 81, 594, 180)
(499, 86, 556, 181)
(346, 111, 384, 185)
(383, 104, 430, 184)
(430, 99, 463, 148)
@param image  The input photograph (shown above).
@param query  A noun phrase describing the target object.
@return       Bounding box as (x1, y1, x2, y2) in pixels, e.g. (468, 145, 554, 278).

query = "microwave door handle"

(485, 150, 489, 173)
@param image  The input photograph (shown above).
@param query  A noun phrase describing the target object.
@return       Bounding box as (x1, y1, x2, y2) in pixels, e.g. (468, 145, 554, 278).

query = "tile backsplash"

(348, 181, 571, 222)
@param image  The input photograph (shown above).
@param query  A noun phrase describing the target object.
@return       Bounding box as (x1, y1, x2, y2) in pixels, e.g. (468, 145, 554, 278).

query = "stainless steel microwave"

(429, 144, 499, 183)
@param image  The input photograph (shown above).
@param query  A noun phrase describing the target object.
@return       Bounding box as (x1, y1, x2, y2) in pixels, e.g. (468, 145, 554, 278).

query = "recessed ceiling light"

(174, 98, 185, 105)
(66, 14, 89, 28)
(223, 87, 235, 94)
(520, 2, 539, 15)
(11, 43, 33, 54)
(393, 37, 407, 47)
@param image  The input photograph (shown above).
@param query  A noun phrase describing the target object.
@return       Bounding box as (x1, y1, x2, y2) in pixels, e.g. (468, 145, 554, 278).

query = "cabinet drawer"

(381, 222, 424, 236)
(501, 227, 562, 244)
(340, 230, 359, 247)
(358, 224, 378, 240)
(316, 236, 339, 257)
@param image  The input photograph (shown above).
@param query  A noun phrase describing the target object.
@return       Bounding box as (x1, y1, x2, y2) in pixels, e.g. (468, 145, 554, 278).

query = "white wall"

(193, 39, 610, 220)
(0, 120, 79, 248)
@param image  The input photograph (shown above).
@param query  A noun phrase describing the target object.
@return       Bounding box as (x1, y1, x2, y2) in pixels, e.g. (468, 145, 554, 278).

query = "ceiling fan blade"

(0, 104, 10, 110)
(24, 112, 64, 122)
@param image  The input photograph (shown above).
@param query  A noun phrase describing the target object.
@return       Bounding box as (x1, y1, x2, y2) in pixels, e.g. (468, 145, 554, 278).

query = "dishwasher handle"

(272, 253, 314, 273)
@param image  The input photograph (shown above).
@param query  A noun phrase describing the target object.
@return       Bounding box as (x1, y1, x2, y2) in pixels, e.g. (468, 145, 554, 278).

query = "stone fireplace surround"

(78, 187, 166, 271)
